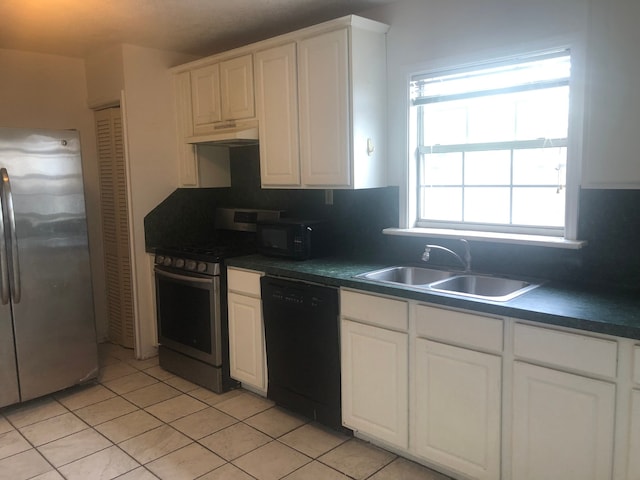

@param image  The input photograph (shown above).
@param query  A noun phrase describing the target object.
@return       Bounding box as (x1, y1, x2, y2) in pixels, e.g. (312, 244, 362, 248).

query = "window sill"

(383, 227, 587, 249)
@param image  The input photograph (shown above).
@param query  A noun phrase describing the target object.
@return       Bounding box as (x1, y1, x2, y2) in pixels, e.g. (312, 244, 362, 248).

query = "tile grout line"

(100, 348, 431, 480)
(101, 354, 350, 479)
(4, 345, 451, 480)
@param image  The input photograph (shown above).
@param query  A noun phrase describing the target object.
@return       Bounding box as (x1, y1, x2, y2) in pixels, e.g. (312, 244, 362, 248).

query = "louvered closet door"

(95, 107, 135, 348)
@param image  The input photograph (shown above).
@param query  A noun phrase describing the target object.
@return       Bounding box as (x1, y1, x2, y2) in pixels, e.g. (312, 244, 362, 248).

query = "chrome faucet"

(421, 239, 471, 272)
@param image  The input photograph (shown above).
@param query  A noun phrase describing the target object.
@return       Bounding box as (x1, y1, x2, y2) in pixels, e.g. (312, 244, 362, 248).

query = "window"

(411, 51, 572, 237)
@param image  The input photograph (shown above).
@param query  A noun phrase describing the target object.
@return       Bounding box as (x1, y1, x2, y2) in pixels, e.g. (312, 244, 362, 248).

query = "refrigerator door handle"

(1, 168, 20, 304)
(0, 175, 8, 305)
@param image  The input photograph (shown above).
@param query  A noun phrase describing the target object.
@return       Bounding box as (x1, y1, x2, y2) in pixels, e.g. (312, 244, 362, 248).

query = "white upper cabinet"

(191, 63, 222, 132)
(255, 17, 389, 189)
(190, 54, 254, 136)
(254, 43, 300, 186)
(220, 55, 255, 121)
(298, 28, 351, 187)
(582, 0, 640, 187)
(171, 16, 387, 189)
(173, 71, 198, 186)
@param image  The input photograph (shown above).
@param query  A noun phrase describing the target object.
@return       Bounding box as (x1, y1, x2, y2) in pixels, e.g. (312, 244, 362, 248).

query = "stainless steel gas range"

(153, 208, 281, 393)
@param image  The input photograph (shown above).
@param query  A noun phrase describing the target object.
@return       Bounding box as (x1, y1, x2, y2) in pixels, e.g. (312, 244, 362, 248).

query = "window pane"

(512, 187, 565, 227)
(465, 150, 511, 185)
(467, 95, 515, 143)
(464, 187, 511, 224)
(423, 103, 467, 145)
(513, 148, 566, 185)
(420, 187, 462, 221)
(515, 86, 569, 140)
(420, 152, 462, 185)
(413, 51, 570, 233)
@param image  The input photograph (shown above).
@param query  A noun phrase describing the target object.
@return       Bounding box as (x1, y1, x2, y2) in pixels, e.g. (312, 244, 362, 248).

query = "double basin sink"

(355, 265, 540, 302)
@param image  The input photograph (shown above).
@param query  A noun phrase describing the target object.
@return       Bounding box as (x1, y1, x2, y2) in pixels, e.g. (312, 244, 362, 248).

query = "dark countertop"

(226, 254, 640, 341)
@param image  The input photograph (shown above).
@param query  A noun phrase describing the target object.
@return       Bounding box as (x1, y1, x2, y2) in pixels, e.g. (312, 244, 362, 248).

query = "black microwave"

(256, 219, 330, 260)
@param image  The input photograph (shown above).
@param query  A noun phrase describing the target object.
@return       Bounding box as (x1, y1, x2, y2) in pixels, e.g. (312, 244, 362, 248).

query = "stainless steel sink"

(429, 274, 540, 301)
(355, 266, 540, 301)
(355, 265, 455, 285)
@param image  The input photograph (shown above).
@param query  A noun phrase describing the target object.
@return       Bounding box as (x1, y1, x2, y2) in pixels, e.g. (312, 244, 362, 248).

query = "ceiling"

(0, 0, 397, 59)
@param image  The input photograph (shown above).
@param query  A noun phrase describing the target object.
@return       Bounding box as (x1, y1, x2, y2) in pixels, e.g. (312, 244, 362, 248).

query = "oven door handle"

(154, 268, 214, 285)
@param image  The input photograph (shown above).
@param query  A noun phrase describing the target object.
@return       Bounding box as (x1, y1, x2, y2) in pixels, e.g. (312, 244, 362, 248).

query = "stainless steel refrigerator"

(0, 127, 98, 408)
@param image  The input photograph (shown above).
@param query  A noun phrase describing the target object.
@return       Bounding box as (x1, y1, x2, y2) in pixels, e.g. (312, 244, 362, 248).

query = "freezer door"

(0, 302, 19, 408)
(0, 128, 98, 402)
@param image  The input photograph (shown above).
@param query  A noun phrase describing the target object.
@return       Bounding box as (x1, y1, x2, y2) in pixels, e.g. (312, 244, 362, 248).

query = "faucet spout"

(421, 239, 472, 272)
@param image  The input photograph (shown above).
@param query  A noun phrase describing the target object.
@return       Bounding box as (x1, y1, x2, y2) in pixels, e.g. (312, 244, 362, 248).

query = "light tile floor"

(0, 343, 452, 480)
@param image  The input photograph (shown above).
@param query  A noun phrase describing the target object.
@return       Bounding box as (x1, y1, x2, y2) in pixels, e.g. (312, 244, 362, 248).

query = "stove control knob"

(163, 257, 172, 266)
(155, 255, 164, 265)
(175, 258, 185, 268)
(185, 260, 197, 271)
(196, 262, 207, 273)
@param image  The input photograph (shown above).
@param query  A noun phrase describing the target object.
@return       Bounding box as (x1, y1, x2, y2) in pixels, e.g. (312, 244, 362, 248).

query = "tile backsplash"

(382, 188, 640, 289)
(145, 146, 639, 290)
(144, 145, 399, 257)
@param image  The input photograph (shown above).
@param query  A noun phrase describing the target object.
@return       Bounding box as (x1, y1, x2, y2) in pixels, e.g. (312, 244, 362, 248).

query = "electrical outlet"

(325, 189, 333, 205)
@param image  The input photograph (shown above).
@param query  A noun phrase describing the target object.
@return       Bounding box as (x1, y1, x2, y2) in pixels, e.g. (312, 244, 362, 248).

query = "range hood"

(186, 121, 259, 147)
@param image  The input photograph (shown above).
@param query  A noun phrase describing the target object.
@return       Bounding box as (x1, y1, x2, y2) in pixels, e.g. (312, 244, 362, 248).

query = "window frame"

(403, 46, 585, 245)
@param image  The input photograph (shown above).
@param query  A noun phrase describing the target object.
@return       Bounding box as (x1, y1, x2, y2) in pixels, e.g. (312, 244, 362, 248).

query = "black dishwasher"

(260, 276, 343, 431)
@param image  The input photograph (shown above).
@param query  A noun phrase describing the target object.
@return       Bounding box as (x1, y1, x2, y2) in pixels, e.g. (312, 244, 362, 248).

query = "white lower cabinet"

(341, 318, 409, 449)
(228, 292, 266, 392)
(413, 339, 501, 480)
(337, 287, 633, 480)
(511, 361, 616, 480)
(628, 389, 640, 479)
(227, 268, 267, 394)
(630, 345, 640, 479)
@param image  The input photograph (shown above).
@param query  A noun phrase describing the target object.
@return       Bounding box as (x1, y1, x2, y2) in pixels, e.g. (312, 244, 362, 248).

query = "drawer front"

(415, 304, 503, 353)
(341, 289, 408, 331)
(227, 268, 263, 297)
(514, 323, 617, 378)
(634, 346, 640, 385)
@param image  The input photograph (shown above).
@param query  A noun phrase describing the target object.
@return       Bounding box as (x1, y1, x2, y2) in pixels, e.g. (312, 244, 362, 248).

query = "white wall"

(85, 46, 125, 109)
(120, 45, 196, 359)
(0, 48, 108, 341)
(84, 44, 195, 358)
(361, 0, 590, 224)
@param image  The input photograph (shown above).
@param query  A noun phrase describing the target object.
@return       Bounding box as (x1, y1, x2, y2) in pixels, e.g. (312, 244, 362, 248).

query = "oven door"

(154, 267, 221, 366)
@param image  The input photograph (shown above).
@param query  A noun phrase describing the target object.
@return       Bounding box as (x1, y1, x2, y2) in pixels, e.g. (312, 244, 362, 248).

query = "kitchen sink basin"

(355, 266, 541, 301)
(430, 274, 539, 301)
(355, 265, 455, 285)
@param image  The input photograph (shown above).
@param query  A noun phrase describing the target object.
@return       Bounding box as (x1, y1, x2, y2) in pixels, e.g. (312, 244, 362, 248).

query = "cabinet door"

(341, 319, 408, 448)
(173, 71, 198, 186)
(255, 43, 301, 186)
(628, 390, 640, 480)
(191, 64, 222, 132)
(582, 0, 640, 187)
(298, 28, 350, 187)
(512, 362, 615, 480)
(227, 292, 266, 392)
(413, 339, 501, 480)
(220, 54, 255, 121)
